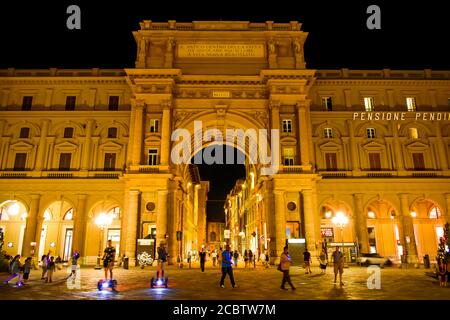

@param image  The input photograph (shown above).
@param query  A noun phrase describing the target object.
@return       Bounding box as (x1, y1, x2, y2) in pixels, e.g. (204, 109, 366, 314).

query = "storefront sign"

(224, 230, 230, 239)
(321, 227, 334, 237)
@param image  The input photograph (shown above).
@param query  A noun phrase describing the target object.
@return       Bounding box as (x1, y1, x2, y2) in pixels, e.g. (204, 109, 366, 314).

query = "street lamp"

(94, 212, 113, 269)
(332, 211, 349, 265)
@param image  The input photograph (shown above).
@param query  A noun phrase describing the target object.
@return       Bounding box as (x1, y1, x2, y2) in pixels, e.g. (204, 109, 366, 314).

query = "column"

(22, 194, 40, 257)
(302, 190, 317, 256)
(297, 102, 311, 170)
(119, 192, 129, 260)
(126, 104, 136, 166)
(347, 120, 360, 171)
(435, 122, 449, 171)
(399, 194, 418, 262)
(160, 103, 171, 166)
(274, 190, 286, 264)
(444, 194, 450, 225)
(81, 120, 94, 170)
(391, 121, 405, 171)
(125, 190, 140, 264)
(131, 100, 145, 166)
(156, 190, 168, 249)
(270, 101, 281, 167)
(353, 194, 370, 253)
(72, 194, 88, 258)
(263, 180, 276, 262)
(34, 120, 49, 171)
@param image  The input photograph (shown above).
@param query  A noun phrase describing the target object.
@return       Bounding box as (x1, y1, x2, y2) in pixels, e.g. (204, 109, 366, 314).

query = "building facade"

(0, 21, 449, 265)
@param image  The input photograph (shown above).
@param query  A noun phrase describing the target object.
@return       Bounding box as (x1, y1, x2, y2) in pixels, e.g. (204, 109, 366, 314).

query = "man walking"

(332, 246, 345, 286)
(220, 245, 237, 288)
(303, 248, 312, 274)
(102, 240, 116, 280)
(280, 246, 296, 290)
(199, 248, 206, 272)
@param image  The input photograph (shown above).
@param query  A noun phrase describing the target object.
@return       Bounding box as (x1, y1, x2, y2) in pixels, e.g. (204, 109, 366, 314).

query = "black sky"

(0, 1, 449, 69)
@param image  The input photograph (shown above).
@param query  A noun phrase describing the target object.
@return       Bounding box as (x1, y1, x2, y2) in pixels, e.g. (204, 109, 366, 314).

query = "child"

(46, 256, 56, 283)
(23, 257, 32, 284)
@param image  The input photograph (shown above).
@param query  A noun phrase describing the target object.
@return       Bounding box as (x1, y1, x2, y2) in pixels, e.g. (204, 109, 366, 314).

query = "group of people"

(2, 255, 32, 285)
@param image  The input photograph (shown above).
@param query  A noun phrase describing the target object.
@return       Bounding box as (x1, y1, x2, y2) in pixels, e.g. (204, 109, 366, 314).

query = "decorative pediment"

(144, 136, 161, 144)
(280, 136, 297, 144)
(362, 140, 386, 152)
(319, 141, 342, 152)
(405, 140, 429, 151)
(99, 141, 123, 151)
(54, 141, 78, 151)
(9, 141, 34, 151)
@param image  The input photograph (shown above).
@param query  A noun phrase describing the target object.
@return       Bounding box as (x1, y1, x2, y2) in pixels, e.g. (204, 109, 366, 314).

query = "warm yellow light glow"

(332, 211, 348, 227)
(325, 211, 332, 219)
(8, 202, 20, 216)
(368, 211, 375, 219)
(410, 211, 417, 218)
(95, 212, 113, 228)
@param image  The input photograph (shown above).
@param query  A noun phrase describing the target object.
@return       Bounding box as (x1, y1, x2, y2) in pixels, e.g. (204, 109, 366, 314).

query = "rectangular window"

(104, 153, 117, 171)
(19, 127, 30, 139)
(59, 153, 72, 171)
(325, 153, 337, 171)
(408, 127, 418, 139)
(406, 97, 416, 112)
(321, 97, 333, 111)
(282, 119, 293, 133)
(368, 153, 381, 171)
(364, 97, 374, 111)
(14, 153, 27, 171)
(65, 96, 76, 111)
(107, 127, 118, 138)
(412, 153, 425, 170)
(22, 96, 33, 111)
(366, 128, 376, 139)
(148, 149, 159, 165)
(283, 148, 295, 166)
(63, 127, 74, 138)
(108, 96, 119, 111)
(150, 119, 159, 133)
(324, 127, 333, 139)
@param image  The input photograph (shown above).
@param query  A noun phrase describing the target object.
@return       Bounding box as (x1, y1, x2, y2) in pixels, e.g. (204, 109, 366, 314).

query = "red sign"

(321, 228, 334, 237)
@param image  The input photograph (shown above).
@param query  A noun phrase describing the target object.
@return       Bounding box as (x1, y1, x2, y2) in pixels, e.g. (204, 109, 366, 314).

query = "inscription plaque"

(177, 43, 265, 58)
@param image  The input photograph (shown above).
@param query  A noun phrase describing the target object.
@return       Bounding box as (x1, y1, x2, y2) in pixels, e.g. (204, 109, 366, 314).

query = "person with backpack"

(220, 245, 237, 288)
(3, 255, 23, 285)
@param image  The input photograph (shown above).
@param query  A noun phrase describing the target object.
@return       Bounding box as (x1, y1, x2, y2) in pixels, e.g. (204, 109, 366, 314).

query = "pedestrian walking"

(332, 246, 345, 286)
(220, 244, 237, 288)
(233, 250, 239, 268)
(217, 247, 223, 268)
(318, 248, 327, 274)
(260, 251, 266, 266)
(40, 254, 48, 279)
(438, 257, 447, 287)
(23, 257, 32, 284)
(244, 250, 249, 268)
(3, 255, 23, 285)
(303, 249, 312, 274)
(265, 250, 270, 268)
(249, 250, 254, 269)
(69, 250, 80, 281)
(280, 246, 296, 290)
(199, 248, 206, 272)
(187, 251, 192, 268)
(102, 239, 116, 280)
(46, 256, 56, 283)
(212, 250, 217, 267)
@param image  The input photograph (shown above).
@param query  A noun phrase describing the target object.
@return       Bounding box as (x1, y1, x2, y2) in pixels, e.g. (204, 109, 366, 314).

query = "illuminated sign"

(321, 227, 334, 237)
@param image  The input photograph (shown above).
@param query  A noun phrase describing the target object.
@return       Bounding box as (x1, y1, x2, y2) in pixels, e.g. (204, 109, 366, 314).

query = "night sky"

(0, 1, 448, 221)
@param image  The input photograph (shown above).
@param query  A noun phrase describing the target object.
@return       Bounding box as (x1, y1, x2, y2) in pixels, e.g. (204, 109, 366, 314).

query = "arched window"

(210, 232, 217, 242)
(63, 208, 73, 220)
(43, 209, 52, 221)
(429, 206, 441, 219)
(108, 207, 120, 220)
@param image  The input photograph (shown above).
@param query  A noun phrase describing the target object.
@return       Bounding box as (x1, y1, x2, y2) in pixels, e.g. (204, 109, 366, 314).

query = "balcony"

(0, 170, 123, 179)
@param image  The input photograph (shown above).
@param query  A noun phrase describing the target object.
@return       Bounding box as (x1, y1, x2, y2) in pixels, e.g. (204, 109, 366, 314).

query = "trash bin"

(123, 256, 129, 270)
(423, 254, 430, 269)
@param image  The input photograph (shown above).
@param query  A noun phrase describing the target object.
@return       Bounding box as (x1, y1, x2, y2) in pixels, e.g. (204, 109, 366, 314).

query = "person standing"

(46, 256, 56, 283)
(233, 250, 239, 268)
(212, 250, 217, 267)
(318, 248, 327, 274)
(23, 257, 32, 284)
(3, 255, 22, 285)
(187, 251, 192, 269)
(332, 246, 345, 286)
(303, 249, 312, 274)
(265, 250, 270, 268)
(199, 248, 206, 272)
(280, 246, 296, 290)
(102, 239, 116, 280)
(40, 254, 48, 280)
(220, 244, 237, 288)
(157, 242, 168, 278)
(69, 250, 80, 281)
(438, 257, 447, 287)
(244, 250, 249, 269)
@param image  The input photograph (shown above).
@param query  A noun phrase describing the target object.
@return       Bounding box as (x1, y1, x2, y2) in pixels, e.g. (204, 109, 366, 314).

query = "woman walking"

(244, 250, 249, 269)
(280, 246, 296, 290)
(318, 248, 327, 274)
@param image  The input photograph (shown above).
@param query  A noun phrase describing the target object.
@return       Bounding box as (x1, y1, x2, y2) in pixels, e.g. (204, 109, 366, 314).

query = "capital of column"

(129, 189, 141, 196)
(296, 100, 311, 111)
(131, 98, 145, 109)
(353, 193, 364, 200)
(161, 99, 172, 110)
(76, 194, 88, 201)
(269, 100, 280, 110)
(30, 194, 41, 200)
(399, 193, 410, 201)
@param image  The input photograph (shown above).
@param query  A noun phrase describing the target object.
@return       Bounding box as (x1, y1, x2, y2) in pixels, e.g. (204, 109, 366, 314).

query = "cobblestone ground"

(0, 262, 449, 300)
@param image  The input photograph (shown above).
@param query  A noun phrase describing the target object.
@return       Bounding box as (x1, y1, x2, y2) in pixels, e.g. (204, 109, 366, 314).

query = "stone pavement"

(0, 262, 449, 300)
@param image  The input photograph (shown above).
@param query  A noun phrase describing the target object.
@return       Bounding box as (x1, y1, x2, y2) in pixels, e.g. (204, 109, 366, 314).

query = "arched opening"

(365, 198, 400, 260)
(410, 199, 445, 262)
(0, 200, 28, 256)
(84, 203, 122, 264)
(38, 201, 74, 261)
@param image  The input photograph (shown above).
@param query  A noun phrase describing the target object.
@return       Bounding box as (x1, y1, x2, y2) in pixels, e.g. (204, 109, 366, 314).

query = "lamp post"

(332, 211, 349, 266)
(94, 212, 113, 270)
